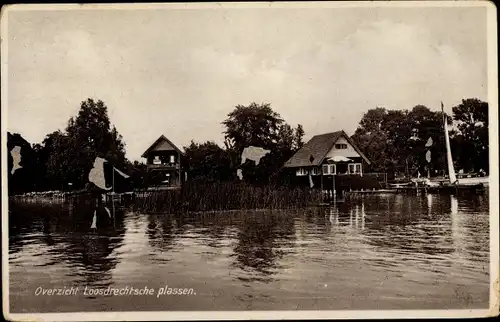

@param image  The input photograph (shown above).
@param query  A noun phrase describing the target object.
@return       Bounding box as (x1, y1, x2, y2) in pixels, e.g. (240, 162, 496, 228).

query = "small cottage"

(283, 130, 379, 193)
(141, 135, 184, 188)
(284, 130, 370, 175)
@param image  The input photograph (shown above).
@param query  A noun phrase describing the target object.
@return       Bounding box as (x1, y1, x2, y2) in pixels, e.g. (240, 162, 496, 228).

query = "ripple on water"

(8, 194, 491, 311)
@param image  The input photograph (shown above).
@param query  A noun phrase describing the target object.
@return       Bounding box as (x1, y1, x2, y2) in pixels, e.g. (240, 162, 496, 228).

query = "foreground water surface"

(8, 193, 490, 312)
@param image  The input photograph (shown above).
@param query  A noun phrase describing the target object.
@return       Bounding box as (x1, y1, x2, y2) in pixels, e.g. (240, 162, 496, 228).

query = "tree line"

(352, 98, 488, 178)
(7, 97, 488, 195)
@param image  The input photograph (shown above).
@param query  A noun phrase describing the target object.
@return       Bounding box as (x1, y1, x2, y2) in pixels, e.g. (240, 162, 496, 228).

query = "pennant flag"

(426, 150, 431, 163)
(88, 157, 112, 190)
(104, 206, 112, 219)
(114, 167, 130, 179)
(308, 173, 314, 188)
(10, 146, 22, 175)
(425, 137, 433, 147)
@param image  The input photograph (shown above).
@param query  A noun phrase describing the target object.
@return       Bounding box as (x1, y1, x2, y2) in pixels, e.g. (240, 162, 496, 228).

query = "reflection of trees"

(9, 201, 43, 255)
(232, 211, 296, 282)
(9, 200, 126, 287)
(192, 213, 228, 248)
(146, 213, 176, 251)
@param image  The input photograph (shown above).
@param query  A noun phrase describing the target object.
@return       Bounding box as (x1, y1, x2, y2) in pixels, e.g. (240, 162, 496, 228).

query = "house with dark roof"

(141, 135, 184, 188)
(284, 130, 370, 177)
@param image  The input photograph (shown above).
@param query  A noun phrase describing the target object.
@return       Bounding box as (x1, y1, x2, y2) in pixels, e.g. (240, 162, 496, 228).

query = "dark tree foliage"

(352, 98, 488, 177)
(11, 96, 487, 194)
(183, 140, 235, 183)
(451, 98, 489, 172)
(222, 102, 304, 184)
(7, 132, 38, 195)
(222, 102, 284, 154)
(59, 98, 127, 188)
(8, 98, 129, 193)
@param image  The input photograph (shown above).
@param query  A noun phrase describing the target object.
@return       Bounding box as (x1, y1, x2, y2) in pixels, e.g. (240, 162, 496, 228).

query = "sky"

(5, 4, 490, 161)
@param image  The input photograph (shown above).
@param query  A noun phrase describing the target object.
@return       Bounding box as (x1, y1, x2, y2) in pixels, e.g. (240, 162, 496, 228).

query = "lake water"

(8, 193, 490, 312)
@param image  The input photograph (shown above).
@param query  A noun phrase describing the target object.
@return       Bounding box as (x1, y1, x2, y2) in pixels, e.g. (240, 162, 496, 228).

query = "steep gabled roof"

(341, 132, 371, 165)
(283, 130, 370, 168)
(141, 135, 183, 158)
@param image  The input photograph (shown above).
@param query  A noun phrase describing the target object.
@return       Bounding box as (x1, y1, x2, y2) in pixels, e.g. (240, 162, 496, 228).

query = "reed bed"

(132, 182, 322, 213)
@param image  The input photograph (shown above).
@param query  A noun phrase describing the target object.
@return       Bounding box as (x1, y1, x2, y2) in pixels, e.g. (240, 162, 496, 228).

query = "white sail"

(443, 104, 457, 184)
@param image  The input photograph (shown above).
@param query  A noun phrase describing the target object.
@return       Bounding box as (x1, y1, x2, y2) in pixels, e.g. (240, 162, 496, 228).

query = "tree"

(352, 107, 393, 173)
(45, 98, 128, 189)
(352, 105, 451, 177)
(407, 105, 450, 176)
(451, 98, 488, 172)
(125, 160, 148, 189)
(7, 132, 38, 194)
(222, 102, 304, 184)
(34, 130, 68, 190)
(183, 141, 234, 183)
(294, 124, 305, 149)
(222, 102, 284, 154)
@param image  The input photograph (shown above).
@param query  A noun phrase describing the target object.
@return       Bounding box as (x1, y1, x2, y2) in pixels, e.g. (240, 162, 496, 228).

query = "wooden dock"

(343, 183, 487, 197)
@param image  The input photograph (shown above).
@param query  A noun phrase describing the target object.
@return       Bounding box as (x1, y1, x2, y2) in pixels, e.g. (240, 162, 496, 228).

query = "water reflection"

(9, 200, 126, 288)
(354, 195, 453, 256)
(231, 211, 296, 283)
(8, 193, 490, 312)
(427, 194, 433, 217)
(146, 213, 177, 251)
(328, 202, 366, 230)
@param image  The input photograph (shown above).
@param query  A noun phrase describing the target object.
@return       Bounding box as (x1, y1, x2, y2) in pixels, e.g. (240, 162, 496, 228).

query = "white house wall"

(325, 136, 361, 159)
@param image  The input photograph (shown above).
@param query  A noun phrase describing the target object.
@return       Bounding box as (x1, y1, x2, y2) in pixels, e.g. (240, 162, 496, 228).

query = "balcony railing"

(147, 163, 180, 170)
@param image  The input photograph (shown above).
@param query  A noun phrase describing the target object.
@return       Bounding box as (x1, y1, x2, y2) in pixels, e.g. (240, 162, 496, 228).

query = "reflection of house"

(141, 135, 184, 188)
(284, 130, 370, 176)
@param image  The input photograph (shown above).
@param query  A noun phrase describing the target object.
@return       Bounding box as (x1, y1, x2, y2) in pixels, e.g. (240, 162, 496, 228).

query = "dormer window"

(335, 144, 347, 149)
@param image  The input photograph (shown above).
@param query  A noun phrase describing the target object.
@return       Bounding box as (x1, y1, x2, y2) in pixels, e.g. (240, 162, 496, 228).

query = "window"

(296, 168, 308, 176)
(348, 163, 362, 175)
(311, 167, 321, 175)
(322, 164, 336, 175)
(153, 156, 161, 164)
(335, 144, 348, 149)
(170, 155, 175, 163)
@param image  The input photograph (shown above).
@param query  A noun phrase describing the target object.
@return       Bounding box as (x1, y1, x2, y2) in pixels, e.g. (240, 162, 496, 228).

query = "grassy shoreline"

(133, 182, 322, 213)
(9, 182, 323, 213)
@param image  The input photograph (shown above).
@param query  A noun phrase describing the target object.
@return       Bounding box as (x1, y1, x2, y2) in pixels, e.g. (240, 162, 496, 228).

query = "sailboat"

(441, 102, 489, 188)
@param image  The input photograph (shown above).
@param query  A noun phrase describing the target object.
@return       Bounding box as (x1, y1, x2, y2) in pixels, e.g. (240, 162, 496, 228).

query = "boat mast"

(442, 102, 457, 184)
